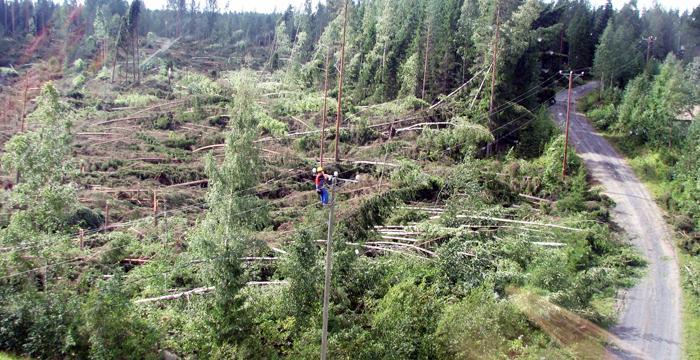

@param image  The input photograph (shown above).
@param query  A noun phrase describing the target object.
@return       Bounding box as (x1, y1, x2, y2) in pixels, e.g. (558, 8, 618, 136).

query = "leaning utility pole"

(334, 0, 349, 164)
(320, 46, 331, 167)
(560, 70, 584, 178)
(487, 2, 500, 156)
(320, 175, 338, 360)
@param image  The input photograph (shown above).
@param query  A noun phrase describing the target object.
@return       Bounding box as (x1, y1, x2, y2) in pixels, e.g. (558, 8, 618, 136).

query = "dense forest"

(0, 0, 698, 358)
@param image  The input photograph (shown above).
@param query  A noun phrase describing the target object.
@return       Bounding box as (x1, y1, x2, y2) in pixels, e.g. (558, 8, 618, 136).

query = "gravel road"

(549, 82, 682, 360)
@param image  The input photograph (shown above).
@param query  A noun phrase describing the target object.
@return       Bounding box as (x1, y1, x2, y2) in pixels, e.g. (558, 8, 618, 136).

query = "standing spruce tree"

(565, 2, 594, 70)
(189, 71, 269, 349)
(593, 2, 644, 87)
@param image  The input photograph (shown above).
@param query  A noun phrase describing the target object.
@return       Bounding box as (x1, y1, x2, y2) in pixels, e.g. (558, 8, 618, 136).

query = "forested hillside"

(0, 0, 697, 358)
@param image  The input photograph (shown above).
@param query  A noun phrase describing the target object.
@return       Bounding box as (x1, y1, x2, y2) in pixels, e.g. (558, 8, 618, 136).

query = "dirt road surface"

(549, 82, 682, 360)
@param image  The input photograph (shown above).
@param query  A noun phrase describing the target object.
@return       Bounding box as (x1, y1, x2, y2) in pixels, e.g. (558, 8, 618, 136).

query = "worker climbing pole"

(313, 167, 333, 206)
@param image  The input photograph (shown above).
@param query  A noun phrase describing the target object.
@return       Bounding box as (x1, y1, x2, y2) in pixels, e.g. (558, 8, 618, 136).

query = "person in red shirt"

(314, 166, 330, 205)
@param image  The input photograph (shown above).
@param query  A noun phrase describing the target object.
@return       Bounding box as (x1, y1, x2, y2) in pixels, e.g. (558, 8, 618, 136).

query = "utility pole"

(487, 2, 500, 156)
(104, 202, 110, 232)
(334, 0, 348, 164)
(645, 35, 656, 64)
(421, 22, 431, 102)
(152, 190, 158, 226)
(560, 70, 584, 178)
(320, 46, 331, 167)
(320, 174, 338, 360)
(20, 74, 28, 132)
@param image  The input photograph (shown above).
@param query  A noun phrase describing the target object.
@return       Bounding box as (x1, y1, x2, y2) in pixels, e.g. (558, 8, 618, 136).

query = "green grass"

(0, 352, 28, 360)
(680, 252, 700, 359)
(600, 133, 671, 198)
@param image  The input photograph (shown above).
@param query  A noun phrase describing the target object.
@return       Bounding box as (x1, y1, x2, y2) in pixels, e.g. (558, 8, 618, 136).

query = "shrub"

(83, 279, 159, 360)
(271, 93, 325, 117)
(96, 67, 111, 80)
(178, 73, 221, 96)
(417, 118, 492, 161)
(0, 288, 88, 358)
(68, 207, 104, 230)
(372, 279, 443, 358)
(390, 160, 433, 189)
(114, 93, 159, 107)
(295, 134, 318, 152)
(257, 112, 287, 137)
(73, 58, 85, 73)
(153, 113, 176, 130)
(72, 74, 86, 88)
(587, 103, 617, 130)
(540, 135, 583, 193)
(434, 286, 529, 358)
(162, 132, 196, 150)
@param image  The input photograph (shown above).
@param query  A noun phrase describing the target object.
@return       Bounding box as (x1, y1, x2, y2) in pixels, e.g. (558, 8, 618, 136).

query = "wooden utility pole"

(104, 202, 110, 232)
(111, 20, 124, 83)
(320, 176, 338, 360)
(421, 22, 431, 102)
(79, 228, 85, 250)
(645, 35, 656, 64)
(561, 70, 584, 178)
(152, 190, 158, 226)
(334, 0, 348, 164)
(487, 3, 500, 156)
(20, 74, 28, 132)
(320, 46, 331, 167)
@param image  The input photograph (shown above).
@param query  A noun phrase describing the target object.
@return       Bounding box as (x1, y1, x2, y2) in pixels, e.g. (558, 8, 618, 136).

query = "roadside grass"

(602, 133, 671, 198)
(680, 252, 700, 359)
(0, 353, 28, 360)
(597, 131, 700, 360)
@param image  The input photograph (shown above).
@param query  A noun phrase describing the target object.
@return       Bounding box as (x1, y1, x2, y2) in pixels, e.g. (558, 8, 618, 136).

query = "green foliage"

(515, 108, 558, 158)
(271, 92, 325, 117)
(114, 93, 159, 107)
(540, 135, 583, 193)
(371, 278, 443, 358)
(152, 113, 176, 130)
(434, 286, 529, 358)
(1, 84, 76, 235)
(390, 159, 434, 189)
(0, 291, 85, 359)
(587, 104, 617, 130)
(417, 118, 493, 161)
(72, 74, 86, 88)
(177, 73, 222, 97)
(83, 279, 159, 359)
(398, 52, 419, 97)
(616, 54, 687, 146)
(592, 4, 644, 87)
(68, 207, 104, 230)
(162, 132, 196, 150)
(208, 248, 250, 347)
(295, 133, 319, 152)
(96, 67, 111, 80)
(73, 58, 85, 73)
(257, 112, 288, 137)
(280, 230, 319, 330)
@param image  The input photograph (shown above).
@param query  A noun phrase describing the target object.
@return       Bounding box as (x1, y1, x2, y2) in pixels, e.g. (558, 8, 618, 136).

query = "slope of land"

(550, 82, 682, 359)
